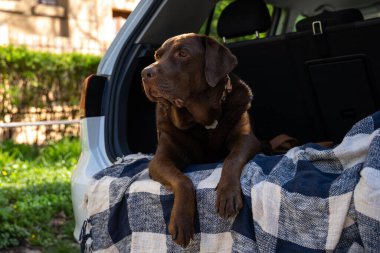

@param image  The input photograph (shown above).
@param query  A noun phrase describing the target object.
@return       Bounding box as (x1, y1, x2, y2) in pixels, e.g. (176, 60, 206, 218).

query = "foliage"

(0, 45, 101, 117)
(0, 138, 80, 251)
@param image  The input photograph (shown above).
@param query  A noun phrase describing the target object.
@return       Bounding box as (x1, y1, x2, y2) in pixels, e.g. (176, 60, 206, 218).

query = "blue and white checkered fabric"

(81, 111, 380, 253)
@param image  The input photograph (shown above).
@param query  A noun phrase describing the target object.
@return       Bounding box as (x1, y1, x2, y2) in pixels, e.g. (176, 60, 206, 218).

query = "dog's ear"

(204, 36, 237, 87)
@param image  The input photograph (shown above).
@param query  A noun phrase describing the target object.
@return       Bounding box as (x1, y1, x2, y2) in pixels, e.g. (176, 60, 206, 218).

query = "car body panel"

(71, 117, 112, 240)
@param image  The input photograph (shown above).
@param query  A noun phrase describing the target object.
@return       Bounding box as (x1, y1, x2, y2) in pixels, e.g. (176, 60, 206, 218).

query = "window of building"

(38, 0, 58, 5)
(112, 9, 130, 33)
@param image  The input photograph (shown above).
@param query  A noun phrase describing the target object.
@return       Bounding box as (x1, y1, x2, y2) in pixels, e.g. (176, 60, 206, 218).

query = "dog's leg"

(149, 134, 195, 248)
(216, 116, 261, 218)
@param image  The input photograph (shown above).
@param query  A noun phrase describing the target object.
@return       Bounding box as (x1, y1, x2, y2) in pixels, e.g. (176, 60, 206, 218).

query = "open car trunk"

(76, 0, 380, 252)
(107, 7, 380, 159)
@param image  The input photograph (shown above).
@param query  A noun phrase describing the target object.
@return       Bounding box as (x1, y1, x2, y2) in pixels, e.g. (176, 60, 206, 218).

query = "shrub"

(0, 45, 101, 117)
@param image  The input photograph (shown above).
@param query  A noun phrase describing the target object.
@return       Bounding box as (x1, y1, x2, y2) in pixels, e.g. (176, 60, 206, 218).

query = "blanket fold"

(81, 111, 380, 253)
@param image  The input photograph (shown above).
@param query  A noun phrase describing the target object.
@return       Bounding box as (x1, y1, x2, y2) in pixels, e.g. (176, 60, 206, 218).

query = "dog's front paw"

(169, 206, 194, 248)
(215, 184, 243, 218)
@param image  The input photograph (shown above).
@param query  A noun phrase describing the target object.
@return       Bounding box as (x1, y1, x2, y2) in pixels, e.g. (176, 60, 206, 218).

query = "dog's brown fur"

(141, 33, 261, 247)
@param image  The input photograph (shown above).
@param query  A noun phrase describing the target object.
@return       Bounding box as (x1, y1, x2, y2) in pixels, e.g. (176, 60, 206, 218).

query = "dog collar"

(205, 75, 232, 130)
(221, 74, 232, 103)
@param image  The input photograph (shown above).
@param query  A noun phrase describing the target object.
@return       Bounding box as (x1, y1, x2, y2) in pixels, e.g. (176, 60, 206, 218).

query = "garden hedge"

(0, 45, 101, 117)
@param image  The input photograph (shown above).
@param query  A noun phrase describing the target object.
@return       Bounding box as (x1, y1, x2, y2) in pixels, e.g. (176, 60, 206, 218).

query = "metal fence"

(0, 106, 80, 145)
(0, 120, 80, 145)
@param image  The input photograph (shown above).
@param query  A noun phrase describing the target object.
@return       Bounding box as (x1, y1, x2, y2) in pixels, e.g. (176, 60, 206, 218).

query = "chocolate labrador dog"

(141, 33, 260, 247)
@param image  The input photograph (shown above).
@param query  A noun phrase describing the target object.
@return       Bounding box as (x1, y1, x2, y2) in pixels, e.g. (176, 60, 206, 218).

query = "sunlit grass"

(0, 138, 80, 252)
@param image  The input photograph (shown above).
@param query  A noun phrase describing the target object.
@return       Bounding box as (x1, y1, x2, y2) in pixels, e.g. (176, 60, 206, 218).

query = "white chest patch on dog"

(205, 120, 218, 130)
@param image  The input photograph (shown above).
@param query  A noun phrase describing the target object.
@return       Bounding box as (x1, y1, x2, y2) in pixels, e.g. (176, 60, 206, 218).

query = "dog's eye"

(178, 50, 188, 58)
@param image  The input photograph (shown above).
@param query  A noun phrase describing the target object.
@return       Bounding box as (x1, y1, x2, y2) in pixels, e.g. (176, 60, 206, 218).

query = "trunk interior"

(116, 2, 380, 157)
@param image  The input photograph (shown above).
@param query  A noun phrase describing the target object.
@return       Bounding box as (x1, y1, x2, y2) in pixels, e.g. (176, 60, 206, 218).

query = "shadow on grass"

(0, 181, 80, 252)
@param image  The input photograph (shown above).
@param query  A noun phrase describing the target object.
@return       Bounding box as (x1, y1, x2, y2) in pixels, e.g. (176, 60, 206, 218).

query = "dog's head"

(141, 33, 237, 128)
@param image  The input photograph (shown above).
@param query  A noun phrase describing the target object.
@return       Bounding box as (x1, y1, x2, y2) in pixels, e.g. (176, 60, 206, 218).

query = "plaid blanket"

(80, 111, 380, 253)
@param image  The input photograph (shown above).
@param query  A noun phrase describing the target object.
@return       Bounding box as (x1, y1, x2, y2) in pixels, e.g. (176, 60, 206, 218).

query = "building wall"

(0, 0, 139, 144)
(0, 0, 139, 55)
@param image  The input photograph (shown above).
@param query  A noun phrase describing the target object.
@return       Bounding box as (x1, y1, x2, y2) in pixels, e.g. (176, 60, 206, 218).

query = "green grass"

(0, 137, 81, 252)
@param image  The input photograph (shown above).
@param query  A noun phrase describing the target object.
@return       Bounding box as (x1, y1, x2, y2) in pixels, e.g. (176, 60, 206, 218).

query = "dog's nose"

(141, 66, 156, 79)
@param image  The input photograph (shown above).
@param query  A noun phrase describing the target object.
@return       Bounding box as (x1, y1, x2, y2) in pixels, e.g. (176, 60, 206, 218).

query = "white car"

(71, 0, 380, 240)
